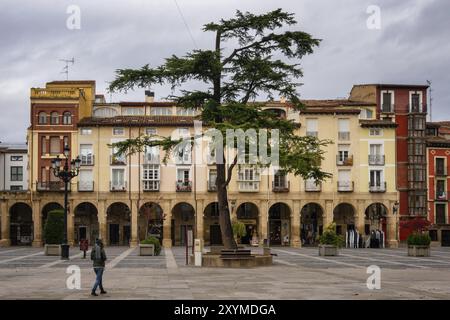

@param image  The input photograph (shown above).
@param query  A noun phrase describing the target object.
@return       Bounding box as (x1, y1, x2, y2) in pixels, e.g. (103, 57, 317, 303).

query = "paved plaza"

(0, 246, 450, 299)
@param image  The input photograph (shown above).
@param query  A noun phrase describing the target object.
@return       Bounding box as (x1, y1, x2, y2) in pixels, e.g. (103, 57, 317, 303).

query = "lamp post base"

(61, 244, 70, 260)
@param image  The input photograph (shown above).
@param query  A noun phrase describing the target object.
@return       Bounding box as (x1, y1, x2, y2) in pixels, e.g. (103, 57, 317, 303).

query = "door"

(180, 225, 193, 246)
(269, 220, 282, 245)
(79, 227, 87, 241)
(10, 225, 19, 246)
(109, 224, 119, 245)
(442, 231, 450, 247)
(210, 225, 222, 245)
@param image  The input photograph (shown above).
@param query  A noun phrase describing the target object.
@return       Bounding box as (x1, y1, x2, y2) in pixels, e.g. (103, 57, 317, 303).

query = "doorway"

(442, 230, 450, 247)
(78, 226, 87, 241)
(123, 225, 131, 245)
(109, 224, 119, 245)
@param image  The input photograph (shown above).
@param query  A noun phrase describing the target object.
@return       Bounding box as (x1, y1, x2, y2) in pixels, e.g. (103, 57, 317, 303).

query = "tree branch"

(225, 155, 238, 187)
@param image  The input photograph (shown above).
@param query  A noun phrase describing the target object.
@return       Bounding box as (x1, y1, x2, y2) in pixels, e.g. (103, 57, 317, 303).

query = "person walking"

(90, 238, 107, 296)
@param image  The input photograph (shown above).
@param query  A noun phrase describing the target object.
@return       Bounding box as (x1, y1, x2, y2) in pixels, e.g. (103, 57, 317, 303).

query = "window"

(80, 128, 92, 135)
(41, 167, 47, 182)
(369, 128, 382, 136)
(436, 180, 446, 200)
(338, 119, 350, 140)
(370, 170, 383, 187)
(436, 204, 447, 225)
(177, 169, 190, 182)
(11, 167, 23, 181)
(111, 169, 125, 189)
(337, 145, 350, 163)
(41, 137, 47, 155)
(238, 167, 259, 181)
(143, 164, 160, 191)
(80, 144, 93, 165)
(306, 119, 318, 137)
(144, 146, 160, 163)
(381, 91, 394, 113)
(38, 112, 47, 124)
(63, 112, 72, 125)
(338, 170, 352, 190)
(63, 136, 69, 150)
(111, 146, 126, 165)
(150, 107, 172, 116)
(177, 108, 196, 116)
(10, 186, 23, 191)
(50, 137, 60, 155)
(93, 107, 118, 117)
(113, 127, 125, 136)
(146, 128, 157, 136)
(175, 142, 191, 164)
(78, 170, 93, 191)
(274, 170, 287, 188)
(208, 169, 217, 190)
(122, 107, 144, 116)
(436, 158, 446, 176)
(360, 109, 374, 119)
(10, 156, 23, 161)
(50, 112, 59, 125)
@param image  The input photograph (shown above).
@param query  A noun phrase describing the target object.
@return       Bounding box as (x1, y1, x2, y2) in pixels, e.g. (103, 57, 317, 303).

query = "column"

(195, 200, 204, 242)
(68, 200, 75, 246)
(291, 200, 301, 248)
(130, 200, 138, 247)
(162, 200, 172, 248)
(323, 200, 334, 228)
(32, 200, 42, 247)
(98, 200, 107, 245)
(356, 200, 366, 236)
(259, 200, 268, 246)
(0, 201, 11, 247)
(386, 202, 399, 248)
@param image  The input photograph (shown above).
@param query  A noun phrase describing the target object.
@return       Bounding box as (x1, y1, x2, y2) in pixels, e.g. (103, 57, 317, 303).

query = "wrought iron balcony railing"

(78, 181, 94, 192)
(207, 180, 217, 192)
(176, 180, 192, 192)
(305, 180, 321, 192)
(110, 155, 127, 165)
(337, 181, 354, 192)
(80, 154, 94, 166)
(143, 153, 160, 164)
(143, 180, 160, 192)
(110, 181, 127, 192)
(338, 132, 350, 141)
(238, 180, 260, 192)
(36, 181, 68, 192)
(272, 180, 290, 193)
(368, 155, 385, 166)
(435, 191, 448, 201)
(336, 155, 353, 166)
(369, 182, 386, 193)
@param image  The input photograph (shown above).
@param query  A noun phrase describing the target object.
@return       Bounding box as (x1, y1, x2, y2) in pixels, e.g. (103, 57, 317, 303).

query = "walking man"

(91, 238, 107, 296)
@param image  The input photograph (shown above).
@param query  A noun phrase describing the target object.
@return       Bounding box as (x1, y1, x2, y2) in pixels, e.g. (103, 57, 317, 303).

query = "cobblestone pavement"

(0, 246, 449, 299)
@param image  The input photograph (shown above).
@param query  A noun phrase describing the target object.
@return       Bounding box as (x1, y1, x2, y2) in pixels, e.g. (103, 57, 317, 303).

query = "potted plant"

(407, 232, 431, 257)
(232, 220, 247, 245)
(43, 209, 64, 256)
(139, 236, 161, 256)
(318, 223, 344, 256)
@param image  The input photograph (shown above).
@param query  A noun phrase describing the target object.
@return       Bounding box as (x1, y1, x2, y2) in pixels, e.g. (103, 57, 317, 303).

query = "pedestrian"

(90, 238, 107, 296)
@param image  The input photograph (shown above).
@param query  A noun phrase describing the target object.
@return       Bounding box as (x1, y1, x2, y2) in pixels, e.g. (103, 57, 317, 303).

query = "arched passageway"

(107, 202, 131, 246)
(300, 203, 324, 247)
(236, 202, 259, 245)
(268, 203, 291, 246)
(9, 203, 33, 246)
(172, 202, 195, 246)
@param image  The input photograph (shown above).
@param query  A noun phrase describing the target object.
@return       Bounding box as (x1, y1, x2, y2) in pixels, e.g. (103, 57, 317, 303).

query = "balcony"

(368, 155, 385, 166)
(110, 155, 127, 166)
(31, 88, 79, 99)
(110, 181, 127, 192)
(337, 181, 354, 192)
(409, 103, 427, 114)
(305, 180, 321, 192)
(78, 181, 94, 192)
(306, 131, 318, 138)
(37, 181, 68, 192)
(207, 180, 217, 192)
(238, 180, 260, 192)
(436, 191, 448, 201)
(143, 180, 160, 192)
(436, 169, 447, 177)
(176, 180, 192, 192)
(338, 132, 350, 141)
(336, 155, 353, 166)
(143, 153, 160, 164)
(272, 180, 290, 193)
(80, 154, 94, 166)
(369, 182, 386, 193)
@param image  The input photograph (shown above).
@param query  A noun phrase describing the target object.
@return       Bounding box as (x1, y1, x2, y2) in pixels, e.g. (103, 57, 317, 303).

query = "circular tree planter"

(319, 245, 338, 257)
(408, 245, 430, 257)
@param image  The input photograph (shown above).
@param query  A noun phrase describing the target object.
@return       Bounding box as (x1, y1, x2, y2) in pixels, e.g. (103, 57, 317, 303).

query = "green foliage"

(141, 236, 162, 255)
(43, 210, 64, 245)
(318, 223, 344, 248)
(232, 220, 247, 239)
(407, 232, 431, 246)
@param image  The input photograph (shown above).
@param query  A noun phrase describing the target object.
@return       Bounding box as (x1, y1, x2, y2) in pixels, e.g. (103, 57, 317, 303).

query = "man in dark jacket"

(90, 238, 107, 296)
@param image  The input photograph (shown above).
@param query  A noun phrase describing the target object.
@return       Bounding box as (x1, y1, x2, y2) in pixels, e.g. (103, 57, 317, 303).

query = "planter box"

(319, 245, 338, 256)
(139, 244, 155, 256)
(408, 245, 430, 257)
(45, 244, 61, 256)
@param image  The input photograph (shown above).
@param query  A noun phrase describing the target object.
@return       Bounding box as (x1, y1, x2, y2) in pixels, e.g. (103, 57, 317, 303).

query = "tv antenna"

(426, 80, 432, 122)
(59, 57, 75, 80)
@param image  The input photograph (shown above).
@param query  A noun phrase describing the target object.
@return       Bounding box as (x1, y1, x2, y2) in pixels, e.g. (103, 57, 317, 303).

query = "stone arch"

(74, 202, 99, 244)
(300, 203, 324, 246)
(365, 203, 389, 236)
(203, 202, 221, 246)
(236, 202, 259, 245)
(106, 202, 131, 246)
(9, 202, 33, 246)
(269, 203, 291, 246)
(41, 202, 64, 244)
(333, 203, 356, 235)
(139, 202, 164, 242)
(171, 202, 195, 246)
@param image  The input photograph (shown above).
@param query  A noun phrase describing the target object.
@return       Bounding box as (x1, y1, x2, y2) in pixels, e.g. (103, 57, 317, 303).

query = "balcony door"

(80, 144, 93, 165)
(111, 169, 125, 190)
(370, 170, 382, 187)
(79, 170, 93, 191)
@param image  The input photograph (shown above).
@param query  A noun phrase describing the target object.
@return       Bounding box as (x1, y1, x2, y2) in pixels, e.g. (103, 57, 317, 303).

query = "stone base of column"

(130, 239, 139, 248)
(32, 240, 43, 247)
(387, 240, 399, 248)
(0, 239, 11, 247)
(162, 239, 172, 248)
(291, 239, 301, 248)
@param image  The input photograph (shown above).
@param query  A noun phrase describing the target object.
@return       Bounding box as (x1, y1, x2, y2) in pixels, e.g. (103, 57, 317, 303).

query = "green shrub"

(407, 232, 431, 246)
(318, 223, 344, 247)
(44, 210, 65, 245)
(232, 220, 247, 239)
(141, 236, 161, 255)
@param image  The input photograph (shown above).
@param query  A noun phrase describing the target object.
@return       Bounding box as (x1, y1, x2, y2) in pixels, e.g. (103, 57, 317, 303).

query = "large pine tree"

(109, 9, 331, 249)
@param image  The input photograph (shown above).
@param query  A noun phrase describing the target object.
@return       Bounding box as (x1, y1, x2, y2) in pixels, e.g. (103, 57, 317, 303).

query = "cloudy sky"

(1, 0, 449, 142)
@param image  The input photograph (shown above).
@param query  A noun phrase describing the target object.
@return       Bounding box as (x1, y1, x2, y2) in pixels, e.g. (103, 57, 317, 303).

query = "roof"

(78, 116, 196, 127)
(353, 84, 429, 89)
(0, 143, 28, 152)
(301, 100, 376, 107)
(427, 136, 450, 147)
(47, 80, 96, 85)
(300, 108, 361, 115)
(119, 102, 174, 107)
(360, 120, 398, 128)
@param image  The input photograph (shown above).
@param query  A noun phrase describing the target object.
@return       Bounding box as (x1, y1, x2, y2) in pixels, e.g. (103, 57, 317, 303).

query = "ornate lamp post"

(51, 144, 81, 259)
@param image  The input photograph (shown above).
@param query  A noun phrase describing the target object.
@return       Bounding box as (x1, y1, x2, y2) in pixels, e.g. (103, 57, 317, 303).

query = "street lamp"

(51, 145, 81, 260)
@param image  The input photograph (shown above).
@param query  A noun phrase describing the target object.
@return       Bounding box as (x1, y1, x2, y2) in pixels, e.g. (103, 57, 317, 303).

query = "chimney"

(145, 90, 155, 103)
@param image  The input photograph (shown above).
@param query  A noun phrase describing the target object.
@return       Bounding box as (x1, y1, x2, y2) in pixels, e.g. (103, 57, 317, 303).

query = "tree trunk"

(216, 162, 237, 249)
